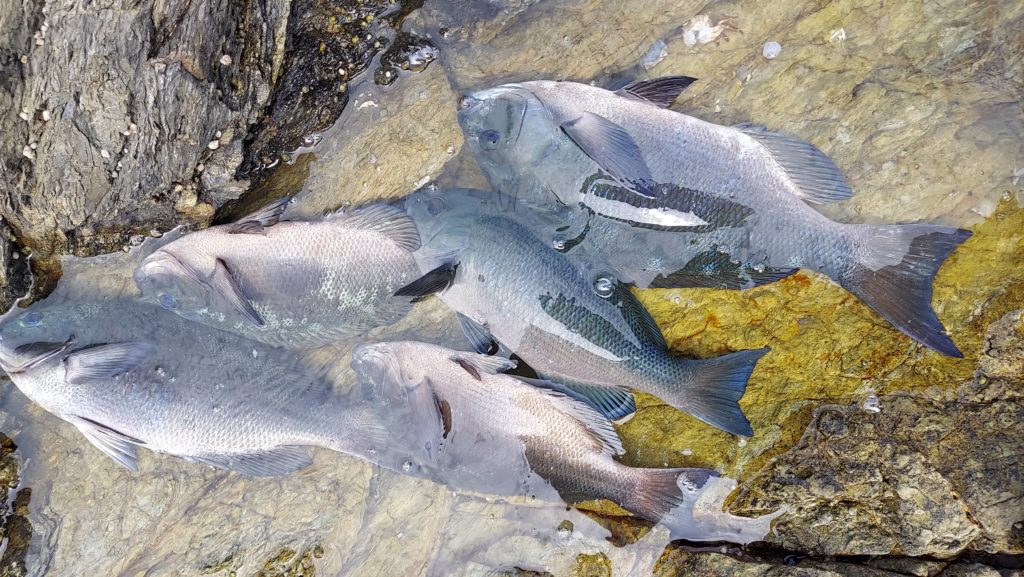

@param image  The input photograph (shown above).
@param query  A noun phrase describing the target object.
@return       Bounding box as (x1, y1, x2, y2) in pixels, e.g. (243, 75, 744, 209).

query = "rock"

(239, 0, 427, 179)
(279, 61, 463, 219)
(0, 433, 31, 577)
(0, 0, 290, 295)
(655, 550, 1011, 577)
(728, 307, 1024, 558)
(980, 310, 1024, 382)
(0, 220, 31, 313)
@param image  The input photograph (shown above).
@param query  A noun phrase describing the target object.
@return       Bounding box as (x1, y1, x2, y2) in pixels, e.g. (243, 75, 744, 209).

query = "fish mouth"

(456, 86, 530, 146)
(1, 334, 76, 374)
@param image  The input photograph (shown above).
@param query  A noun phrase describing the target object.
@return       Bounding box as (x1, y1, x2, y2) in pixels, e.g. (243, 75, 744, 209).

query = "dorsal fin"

(538, 388, 625, 456)
(227, 196, 292, 234)
(616, 76, 697, 108)
(450, 351, 517, 380)
(610, 282, 667, 349)
(735, 123, 853, 204)
(328, 203, 421, 252)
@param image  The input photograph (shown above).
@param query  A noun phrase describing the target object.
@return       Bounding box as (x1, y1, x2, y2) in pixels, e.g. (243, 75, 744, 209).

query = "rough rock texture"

(0, 221, 30, 313)
(654, 550, 1017, 577)
(237, 0, 431, 181)
(0, 433, 31, 577)
(0, 0, 291, 295)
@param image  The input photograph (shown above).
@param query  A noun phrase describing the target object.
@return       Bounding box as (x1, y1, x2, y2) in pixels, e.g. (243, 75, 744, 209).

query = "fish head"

(133, 250, 211, 322)
(0, 297, 93, 362)
(351, 341, 436, 392)
(457, 85, 560, 195)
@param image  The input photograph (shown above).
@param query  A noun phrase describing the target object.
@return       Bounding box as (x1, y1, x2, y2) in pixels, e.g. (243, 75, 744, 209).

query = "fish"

(134, 199, 422, 349)
(456, 76, 971, 357)
(0, 297, 422, 476)
(351, 340, 717, 523)
(394, 214, 769, 436)
(399, 187, 793, 292)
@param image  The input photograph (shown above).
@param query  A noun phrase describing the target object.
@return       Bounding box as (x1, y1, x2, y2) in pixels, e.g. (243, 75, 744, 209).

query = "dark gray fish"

(351, 340, 716, 522)
(457, 77, 970, 357)
(395, 214, 768, 436)
(134, 200, 422, 349)
(0, 297, 422, 476)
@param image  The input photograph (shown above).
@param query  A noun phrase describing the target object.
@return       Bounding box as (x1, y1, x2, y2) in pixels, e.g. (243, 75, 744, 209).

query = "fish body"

(0, 297, 410, 476)
(351, 340, 714, 522)
(457, 78, 971, 356)
(134, 201, 421, 349)
(396, 214, 767, 436)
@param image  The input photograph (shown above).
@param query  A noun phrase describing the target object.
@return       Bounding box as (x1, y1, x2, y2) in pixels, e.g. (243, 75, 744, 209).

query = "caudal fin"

(840, 225, 971, 357)
(622, 467, 716, 522)
(672, 348, 769, 437)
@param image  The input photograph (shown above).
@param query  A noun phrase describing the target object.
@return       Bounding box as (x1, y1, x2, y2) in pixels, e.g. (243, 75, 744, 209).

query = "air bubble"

(592, 275, 614, 298)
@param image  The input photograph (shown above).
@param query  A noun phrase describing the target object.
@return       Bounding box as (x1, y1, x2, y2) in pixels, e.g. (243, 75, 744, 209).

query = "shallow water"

(1, 0, 1022, 575)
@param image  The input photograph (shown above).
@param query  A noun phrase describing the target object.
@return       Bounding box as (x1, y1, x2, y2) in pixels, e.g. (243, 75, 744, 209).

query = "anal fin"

(190, 446, 313, 476)
(69, 415, 144, 471)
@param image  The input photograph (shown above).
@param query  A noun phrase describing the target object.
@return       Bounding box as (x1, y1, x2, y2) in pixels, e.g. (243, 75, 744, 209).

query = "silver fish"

(134, 199, 422, 349)
(457, 77, 971, 357)
(351, 340, 715, 522)
(0, 297, 417, 476)
(395, 214, 768, 436)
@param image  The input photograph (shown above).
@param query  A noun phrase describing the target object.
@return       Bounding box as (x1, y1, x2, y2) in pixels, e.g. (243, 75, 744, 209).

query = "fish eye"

(158, 293, 178, 310)
(458, 95, 471, 109)
(479, 129, 501, 151)
(23, 311, 43, 327)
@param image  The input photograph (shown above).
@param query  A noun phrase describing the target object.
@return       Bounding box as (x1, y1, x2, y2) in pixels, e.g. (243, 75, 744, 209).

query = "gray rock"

(0, 0, 289, 288)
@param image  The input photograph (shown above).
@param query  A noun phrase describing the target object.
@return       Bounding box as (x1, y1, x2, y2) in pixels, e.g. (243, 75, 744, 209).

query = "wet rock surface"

(238, 0, 428, 181)
(0, 433, 31, 577)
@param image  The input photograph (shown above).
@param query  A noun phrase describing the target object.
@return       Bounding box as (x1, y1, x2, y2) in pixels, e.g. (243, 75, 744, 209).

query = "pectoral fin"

(456, 313, 498, 354)
(450, 351, 517, 380)
(64, 342, 154, 384)
(211, 258, 264, 327)
(189, 446, 313, 476)
(5, 336, 76, 373)
(227, 196, 291, 234)
(616, 76, 697, 108)
(69, 415, 144, 471)
(394, 262, 459, 299)
(561, 112, 654, 196)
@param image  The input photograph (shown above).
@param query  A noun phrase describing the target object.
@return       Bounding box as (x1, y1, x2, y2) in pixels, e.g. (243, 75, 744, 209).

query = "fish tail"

(839, 223, 971, 357)
(622, 467, 716, 522)
(669, 347, 769, 437)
